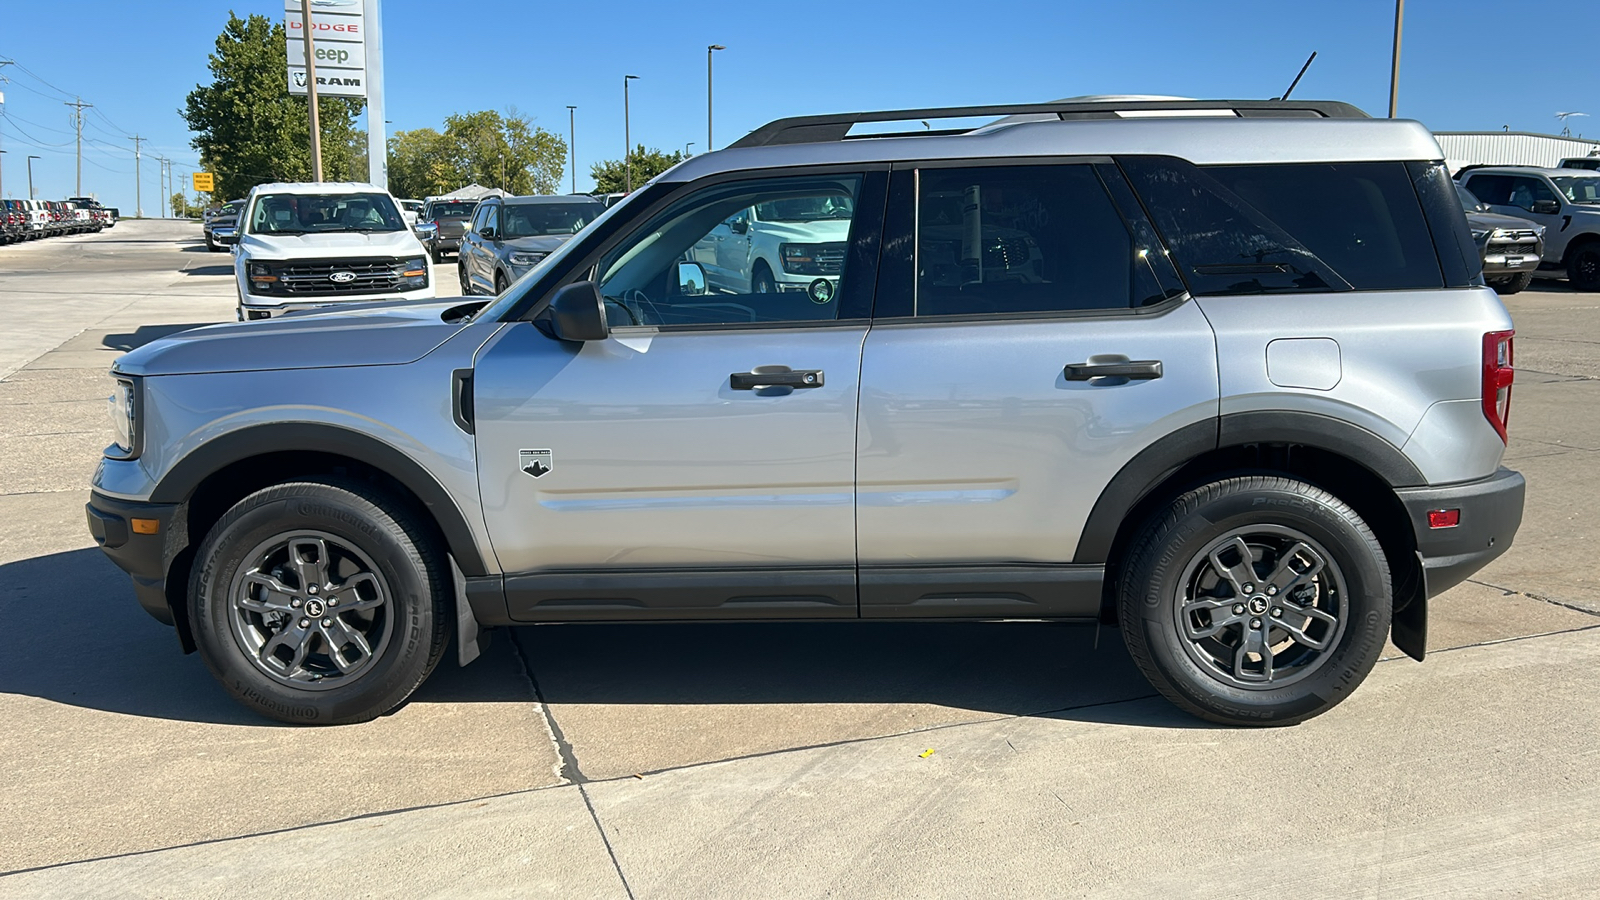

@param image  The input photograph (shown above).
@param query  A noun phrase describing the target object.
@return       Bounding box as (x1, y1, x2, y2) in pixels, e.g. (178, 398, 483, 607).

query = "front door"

(855, 162, 1219, 617)
(473, 170, 884, 620)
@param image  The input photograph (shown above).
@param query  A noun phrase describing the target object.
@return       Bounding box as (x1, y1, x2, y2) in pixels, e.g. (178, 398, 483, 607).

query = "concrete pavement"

(2, 223, 1597, 897)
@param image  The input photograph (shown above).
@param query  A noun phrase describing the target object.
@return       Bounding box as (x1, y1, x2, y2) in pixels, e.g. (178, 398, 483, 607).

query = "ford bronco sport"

(89, 98, 1524, 727)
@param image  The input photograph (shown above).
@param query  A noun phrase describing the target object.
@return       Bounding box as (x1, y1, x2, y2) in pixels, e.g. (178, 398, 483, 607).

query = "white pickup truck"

(231, 182, 434, 321)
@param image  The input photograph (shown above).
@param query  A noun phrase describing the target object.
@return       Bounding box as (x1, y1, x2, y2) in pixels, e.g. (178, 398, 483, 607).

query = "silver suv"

(1458, 166, 1600, 291)
(88, 98, 1525, 727)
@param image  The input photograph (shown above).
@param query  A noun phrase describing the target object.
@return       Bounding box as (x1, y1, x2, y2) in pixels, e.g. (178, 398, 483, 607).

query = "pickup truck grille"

(274, 258, 406, 296)
(813, 246, 846, 275)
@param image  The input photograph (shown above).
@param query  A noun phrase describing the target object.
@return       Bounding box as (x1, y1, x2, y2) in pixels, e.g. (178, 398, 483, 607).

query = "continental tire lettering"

(235, 682, 320, 720)
(296, 503, 379, 536)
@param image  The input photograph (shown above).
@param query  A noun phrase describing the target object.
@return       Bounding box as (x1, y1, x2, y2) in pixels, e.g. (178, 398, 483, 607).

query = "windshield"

(1552, 176, 1600, 205)
(248, 192, 406, 235)
(501, 202, 603, 238)
(755, 194, 854, 222)
(426, 201, 477, 219)
(1456, 184, 1488, 212)
(220, 202, 244, 216)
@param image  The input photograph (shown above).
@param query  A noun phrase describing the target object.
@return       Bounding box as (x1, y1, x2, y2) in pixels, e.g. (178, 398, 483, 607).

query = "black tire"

(458, 263, 472, 295)
(431, 248, 444, 264)
(1118, 476, 1390, 726)
(495, 272, 509, 295)
(1488, 271, 1533, 295)
(1567, 242, 1600, 292)
(189, 478, 451, 725)
(752, 262, 776, 294)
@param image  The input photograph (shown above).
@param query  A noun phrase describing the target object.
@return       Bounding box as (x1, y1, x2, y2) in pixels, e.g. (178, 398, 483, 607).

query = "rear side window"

(1121, 157, 1446, 294)
(914, 164, 1172, 316)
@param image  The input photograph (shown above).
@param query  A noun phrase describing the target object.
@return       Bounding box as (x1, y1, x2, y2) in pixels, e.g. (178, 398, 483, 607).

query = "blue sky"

(1, 0, 1596, 213)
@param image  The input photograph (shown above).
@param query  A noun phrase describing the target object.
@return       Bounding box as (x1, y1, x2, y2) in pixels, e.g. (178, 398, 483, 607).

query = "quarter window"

(595, 175, 864, 327)
(913, 164, 1170, 316)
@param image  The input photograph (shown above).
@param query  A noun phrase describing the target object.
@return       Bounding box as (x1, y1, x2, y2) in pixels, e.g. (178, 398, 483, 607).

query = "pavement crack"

(577, 784, 638, 900)
(1466, 578, 1600, 618)
(508, 628, 588, 786)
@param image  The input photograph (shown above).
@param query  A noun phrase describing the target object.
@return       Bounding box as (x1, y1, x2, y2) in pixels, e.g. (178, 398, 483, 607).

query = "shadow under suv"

(89, 97, 1523, 728)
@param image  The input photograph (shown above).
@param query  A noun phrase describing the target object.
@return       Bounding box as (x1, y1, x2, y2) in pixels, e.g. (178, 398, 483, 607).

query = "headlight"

(396, 256, 429, 288)
(509, 251, 548, 267)
(106, 376, 140, 459)
(1471, 229, 1490, 241)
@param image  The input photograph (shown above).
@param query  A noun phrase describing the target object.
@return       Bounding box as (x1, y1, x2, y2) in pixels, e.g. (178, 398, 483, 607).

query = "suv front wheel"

(189, 479, 451, 725)
(1119, 476, 1390, 726)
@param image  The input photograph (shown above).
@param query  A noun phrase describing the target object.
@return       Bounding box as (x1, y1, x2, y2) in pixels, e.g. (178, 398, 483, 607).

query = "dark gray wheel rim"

(228, 531, 394, 691)
(1173, 525, 1348, 690)
(1576, 250, 1600, 286)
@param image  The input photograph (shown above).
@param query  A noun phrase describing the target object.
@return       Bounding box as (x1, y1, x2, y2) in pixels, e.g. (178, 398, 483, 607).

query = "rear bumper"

(86, 490, 186, 626)
(1397, 467, 1525, 597)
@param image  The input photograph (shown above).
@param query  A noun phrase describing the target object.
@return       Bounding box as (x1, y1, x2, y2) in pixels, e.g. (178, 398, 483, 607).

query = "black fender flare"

(1074, 410, 1425, 564)
(150, 422, 491, 576)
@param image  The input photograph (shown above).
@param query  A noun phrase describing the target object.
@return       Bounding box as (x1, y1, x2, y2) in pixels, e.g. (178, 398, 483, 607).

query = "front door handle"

(1063, 360, 1163, 381)
(730, 367, 825, 390)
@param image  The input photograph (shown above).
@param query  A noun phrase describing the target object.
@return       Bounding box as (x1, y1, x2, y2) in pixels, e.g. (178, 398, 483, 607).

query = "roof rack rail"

(731, 99, 1370, 149)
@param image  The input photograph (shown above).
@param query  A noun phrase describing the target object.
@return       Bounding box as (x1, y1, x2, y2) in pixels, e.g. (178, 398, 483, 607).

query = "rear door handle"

(1063, 360, 1163, 381)
(730, 367, 825, 390)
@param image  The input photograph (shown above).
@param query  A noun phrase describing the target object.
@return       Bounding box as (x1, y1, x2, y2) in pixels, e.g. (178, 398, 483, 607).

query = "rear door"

(855, 161, 1217, 618)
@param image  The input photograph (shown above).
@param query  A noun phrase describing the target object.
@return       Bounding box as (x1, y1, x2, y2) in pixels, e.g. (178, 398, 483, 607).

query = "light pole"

(27, 154, 40, 199)
(1388, 0, 1404, 118)
(624, 74, 639, 193)
(685, 142, 695, 157)
(0, 150, 6, 201)
(566, 105, 577, 194)
(707, 44, 725, 152)
(300, 0, 324, 180)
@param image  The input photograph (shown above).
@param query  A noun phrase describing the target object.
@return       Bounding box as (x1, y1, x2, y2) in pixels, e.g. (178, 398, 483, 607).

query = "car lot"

(2, 221, 1599, 895)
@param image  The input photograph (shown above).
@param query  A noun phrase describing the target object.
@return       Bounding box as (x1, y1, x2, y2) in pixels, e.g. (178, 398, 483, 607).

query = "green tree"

(170, 193, 199, 218)
(589, 145, 686, 195)
(387, 109, 566, 200)
(182, 13, 366, 199)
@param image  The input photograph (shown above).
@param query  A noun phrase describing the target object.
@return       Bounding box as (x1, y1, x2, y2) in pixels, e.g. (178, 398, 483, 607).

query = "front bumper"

(86, 490, 186, 626)
(1397, 467, 1525, 597)
(429, 236, 462, 253)
(237, 284, 436, 319)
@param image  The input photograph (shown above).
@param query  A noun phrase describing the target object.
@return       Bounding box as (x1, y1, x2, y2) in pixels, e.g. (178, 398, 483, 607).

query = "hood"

(753, 219, 852, 242)
(1465, 210, 1543, 231)
(503, 234, 575, 254)
(113, 300, 476, 377)
(238, 229, 426, 260)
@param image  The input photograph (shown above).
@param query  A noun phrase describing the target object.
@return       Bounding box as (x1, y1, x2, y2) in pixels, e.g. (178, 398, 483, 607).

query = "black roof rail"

(730, 99, 1371, 149)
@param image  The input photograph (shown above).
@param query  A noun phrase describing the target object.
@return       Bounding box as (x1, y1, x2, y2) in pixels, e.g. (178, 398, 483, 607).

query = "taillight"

(1482, 330, 1514, 443)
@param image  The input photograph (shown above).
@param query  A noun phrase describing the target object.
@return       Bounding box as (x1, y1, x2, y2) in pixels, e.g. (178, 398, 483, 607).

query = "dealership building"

(1435, 131, 1600, 173)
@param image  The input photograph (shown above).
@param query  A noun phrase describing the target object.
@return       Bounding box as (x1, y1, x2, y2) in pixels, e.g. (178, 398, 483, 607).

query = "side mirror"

(215, 228, 240, 245)
(1531, 199, 1561, 215)
(480, 227, 497, 241)
(546, 281, 609, 342)
(729, 218, 749, 235)
(676, 261, 708, 296)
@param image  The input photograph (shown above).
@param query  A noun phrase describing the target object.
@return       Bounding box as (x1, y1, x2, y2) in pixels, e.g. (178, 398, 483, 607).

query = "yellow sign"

(192, 172, 215, 193)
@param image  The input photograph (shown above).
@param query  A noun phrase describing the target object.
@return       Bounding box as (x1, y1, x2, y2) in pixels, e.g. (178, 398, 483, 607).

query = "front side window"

(913, 164, 1173, 316)
(596, 174, 864, 327)
(1507, 176, 1559, 211)
(481, 205, 500, 236)
(247, 193, 405, 235)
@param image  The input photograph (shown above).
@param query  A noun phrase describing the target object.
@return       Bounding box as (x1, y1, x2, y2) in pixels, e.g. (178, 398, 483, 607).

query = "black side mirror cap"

(1531, 199, 1561, 215)
(729, 218, 749, 235)
(546, 280, 609, 342)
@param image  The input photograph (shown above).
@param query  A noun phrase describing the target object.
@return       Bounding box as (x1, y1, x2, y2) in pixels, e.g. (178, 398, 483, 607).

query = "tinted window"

(428, 201, 477, 219)
(915, 164, 1165, 316)
(1207, 162, 1443, 291)
(1506, 176, 1558, 211)
(501, 202, 603, 238)
(1120, 156, 1348, 295)
(596, 175, 865, 327)
(1464, 174, 1513, 205)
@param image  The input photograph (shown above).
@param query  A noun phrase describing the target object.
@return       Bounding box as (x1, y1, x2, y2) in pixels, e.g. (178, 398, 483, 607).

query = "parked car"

(204, 199, 245, 252)
(418, 198, 478, 263)
(1559, 156, 1600, 171)
(1459, 166, 1600, 290)
(1, 199, 27, 244)
(458, 194, 605, 295)
(230, 182, 433, 320)
(687, 193, 852, 298)
(399, 199, 424, 227)
(1456, 184, 1543, 294)
(89, 97, 1523, 728)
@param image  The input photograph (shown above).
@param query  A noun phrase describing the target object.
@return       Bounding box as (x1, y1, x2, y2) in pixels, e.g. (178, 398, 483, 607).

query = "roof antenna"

(1274, 51, 1318, 101)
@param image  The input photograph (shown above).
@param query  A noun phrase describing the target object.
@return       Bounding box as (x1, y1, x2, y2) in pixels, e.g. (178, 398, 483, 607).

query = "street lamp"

(566, 105, 577, 194)
(685, 142, 695, 157)
(624, 74, 640, 193)
(707, 45, 725, 151)
(27, 154, 40, 199)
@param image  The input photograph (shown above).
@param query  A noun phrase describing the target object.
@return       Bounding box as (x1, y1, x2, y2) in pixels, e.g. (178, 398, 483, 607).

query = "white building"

(1435, 132, 1600, 174)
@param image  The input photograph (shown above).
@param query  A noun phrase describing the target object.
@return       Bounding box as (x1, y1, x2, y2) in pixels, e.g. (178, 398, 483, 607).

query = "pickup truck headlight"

(397, 256, 429, 289)
(106, 376, 140, 460)
(247, 261, 278, 294)
(509, 250, 548, 267)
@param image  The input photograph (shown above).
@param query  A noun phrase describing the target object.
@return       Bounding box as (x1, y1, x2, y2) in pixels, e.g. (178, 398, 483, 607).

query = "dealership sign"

(285, 0, 367, 99)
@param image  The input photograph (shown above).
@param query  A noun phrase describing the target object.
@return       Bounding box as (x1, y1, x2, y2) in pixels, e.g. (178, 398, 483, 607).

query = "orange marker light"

(131, 518, 160, 535)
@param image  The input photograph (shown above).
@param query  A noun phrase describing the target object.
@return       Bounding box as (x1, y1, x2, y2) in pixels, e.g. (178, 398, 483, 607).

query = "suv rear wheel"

(1568, 242, 1600, 292)
(188, 479, 451, 725)
(1119, 476, 1390, 726)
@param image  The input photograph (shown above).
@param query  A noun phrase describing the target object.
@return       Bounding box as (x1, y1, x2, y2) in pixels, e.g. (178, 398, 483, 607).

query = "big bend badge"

(519, 449, 553, 478)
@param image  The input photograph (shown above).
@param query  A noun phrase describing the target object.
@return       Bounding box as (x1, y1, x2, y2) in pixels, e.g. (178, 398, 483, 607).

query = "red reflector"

(1427, 509, 1460, 529)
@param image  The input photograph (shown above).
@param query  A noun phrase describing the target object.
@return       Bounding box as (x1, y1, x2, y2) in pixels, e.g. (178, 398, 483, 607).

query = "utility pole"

(566, 105, 576, 194)
(707, 45, 724, 152)
(131, 136, 144, 217)
(1388, 0, 1404, 118)
(300, 0, 324, 181)
(154, 156, 168, 217)
(624, 74, 639, 193)
(65, 96, 92, 196)
(0, 59, 11, 199)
